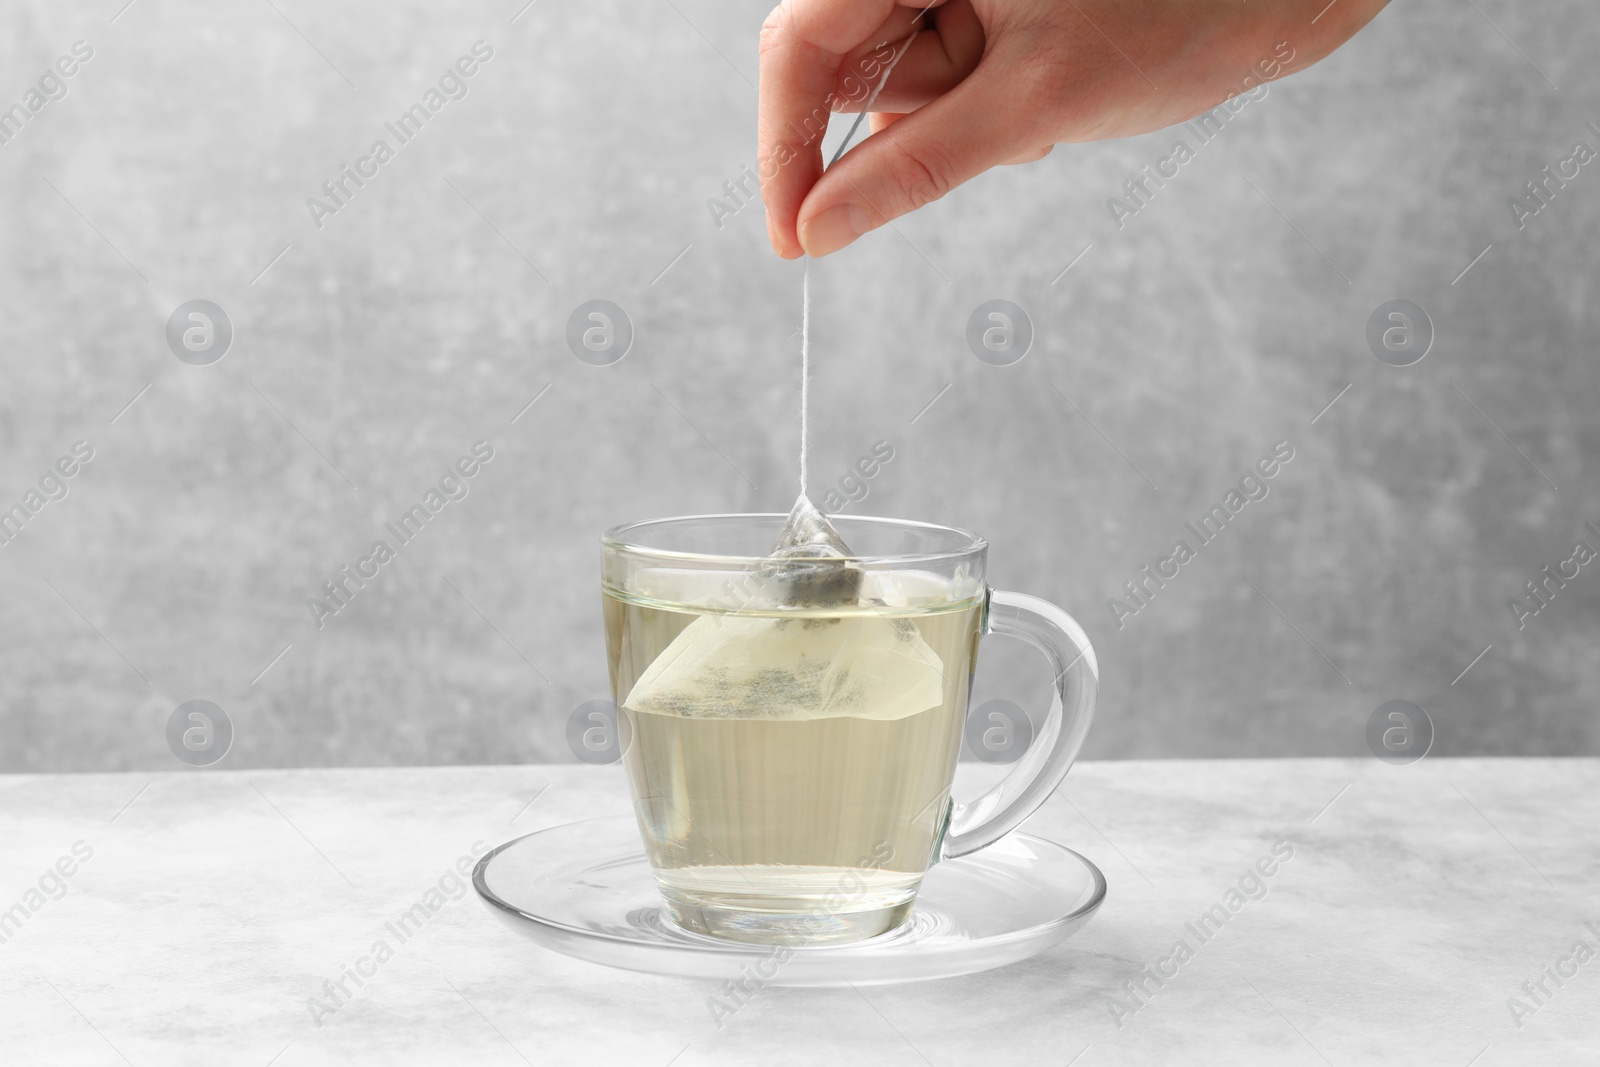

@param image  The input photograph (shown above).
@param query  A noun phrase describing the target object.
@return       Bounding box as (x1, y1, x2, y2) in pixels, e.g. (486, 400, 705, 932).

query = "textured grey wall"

(0, 0, 1595, 771)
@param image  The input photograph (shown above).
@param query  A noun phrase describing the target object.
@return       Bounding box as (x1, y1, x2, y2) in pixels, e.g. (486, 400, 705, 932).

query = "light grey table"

(2, 760, 1596, 1066)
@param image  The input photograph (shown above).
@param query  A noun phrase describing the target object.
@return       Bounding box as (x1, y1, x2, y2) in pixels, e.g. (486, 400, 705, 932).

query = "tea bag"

(623, 496, 947, 722)
(758, 493, 864, 606)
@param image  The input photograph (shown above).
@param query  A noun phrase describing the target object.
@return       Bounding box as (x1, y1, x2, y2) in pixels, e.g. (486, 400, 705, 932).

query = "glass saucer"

(472, 815, 1106, 987)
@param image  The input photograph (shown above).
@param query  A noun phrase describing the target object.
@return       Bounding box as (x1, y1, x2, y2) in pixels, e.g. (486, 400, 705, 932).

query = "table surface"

(2, 759, 1597, 1067)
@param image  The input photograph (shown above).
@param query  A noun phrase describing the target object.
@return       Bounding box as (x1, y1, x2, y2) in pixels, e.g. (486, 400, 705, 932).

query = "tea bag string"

(799, 23, 922, 497)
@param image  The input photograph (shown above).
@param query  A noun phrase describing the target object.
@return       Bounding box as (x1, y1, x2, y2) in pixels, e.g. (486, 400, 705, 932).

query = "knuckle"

(759, 4, 788, 57)
(883, 140, 956, 212)
(1024, 44, 1077, 93)
(994, 26, 1082, 133)
(1012, 46, 1077, 110)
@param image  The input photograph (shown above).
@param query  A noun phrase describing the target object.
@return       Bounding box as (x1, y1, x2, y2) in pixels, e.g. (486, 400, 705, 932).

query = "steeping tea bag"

(759, 493, 864, 606)
(622, 496, 947, 722)
(626, 23, 947, 724)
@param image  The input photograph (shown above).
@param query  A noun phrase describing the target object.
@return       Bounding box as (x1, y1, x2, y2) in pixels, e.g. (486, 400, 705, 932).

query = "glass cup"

(601, 513, 1097, 946)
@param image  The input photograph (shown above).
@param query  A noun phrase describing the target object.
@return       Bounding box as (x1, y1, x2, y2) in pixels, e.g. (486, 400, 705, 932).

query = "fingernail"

(799, 203, 871, 257)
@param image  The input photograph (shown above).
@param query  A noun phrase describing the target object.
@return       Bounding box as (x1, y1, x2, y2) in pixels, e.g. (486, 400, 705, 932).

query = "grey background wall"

(0, 0, 1595, 771)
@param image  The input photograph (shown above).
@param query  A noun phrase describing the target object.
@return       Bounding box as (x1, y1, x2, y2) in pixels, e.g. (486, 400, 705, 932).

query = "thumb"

(796, 48, 1055, 257)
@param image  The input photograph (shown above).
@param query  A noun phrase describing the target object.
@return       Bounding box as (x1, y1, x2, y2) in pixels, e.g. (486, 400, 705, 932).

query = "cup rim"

(601, 512, 988, 566)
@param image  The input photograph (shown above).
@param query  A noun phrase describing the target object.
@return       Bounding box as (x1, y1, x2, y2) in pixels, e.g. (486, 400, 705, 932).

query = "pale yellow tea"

(604, 568, 982, 943)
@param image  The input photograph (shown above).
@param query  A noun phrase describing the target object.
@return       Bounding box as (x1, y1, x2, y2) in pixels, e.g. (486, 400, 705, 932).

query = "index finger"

(758, 0, 909, 259)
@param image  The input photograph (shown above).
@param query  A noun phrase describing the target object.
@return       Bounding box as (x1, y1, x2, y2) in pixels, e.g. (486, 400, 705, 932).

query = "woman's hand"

(759, 0, 1387, 258)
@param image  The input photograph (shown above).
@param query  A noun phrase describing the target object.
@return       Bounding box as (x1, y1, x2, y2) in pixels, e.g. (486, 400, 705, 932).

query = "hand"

(758, 0, 1387, 258)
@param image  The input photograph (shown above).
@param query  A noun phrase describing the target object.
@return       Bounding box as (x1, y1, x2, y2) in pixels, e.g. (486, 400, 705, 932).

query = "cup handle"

(936, 588, 1099, 861)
